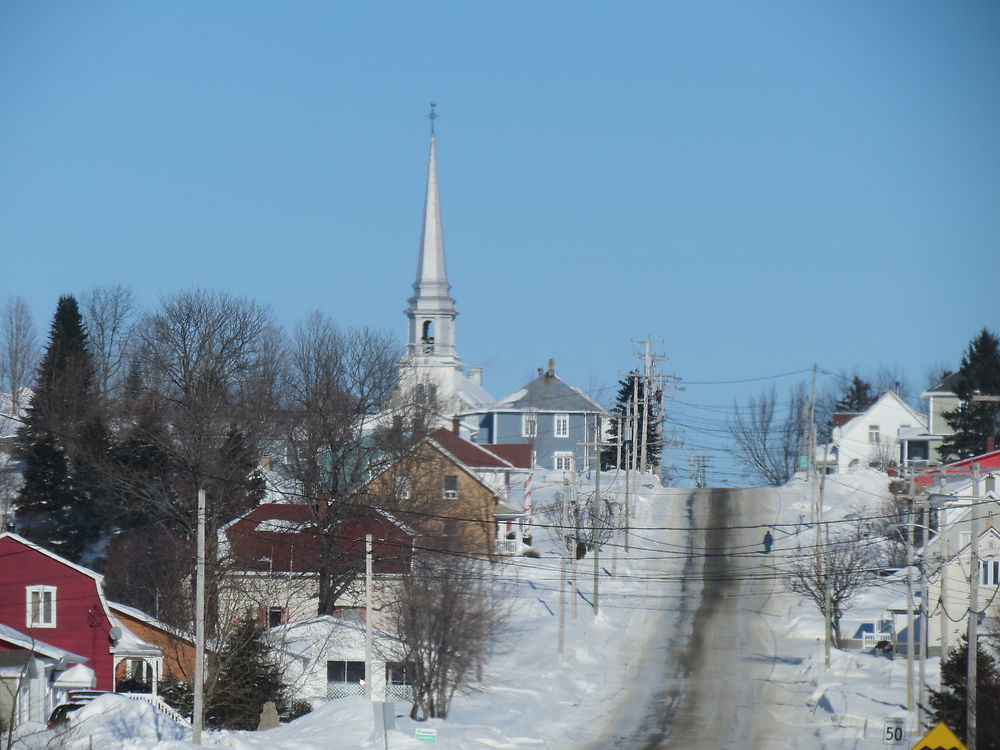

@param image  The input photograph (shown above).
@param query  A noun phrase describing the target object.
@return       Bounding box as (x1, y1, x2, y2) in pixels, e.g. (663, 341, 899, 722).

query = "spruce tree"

(939, 329, 1000, 460)
(15, 295, 105, 559)
(834, 376, 875, 413)
(601, 371, 663, 471)
(928, 637, 1000, 748)
(207, 615, 287, 729)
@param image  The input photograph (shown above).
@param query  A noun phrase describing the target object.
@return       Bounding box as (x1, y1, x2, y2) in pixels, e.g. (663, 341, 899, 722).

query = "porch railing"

(121, 693, 192, 727)
(494, 538, 518, 555)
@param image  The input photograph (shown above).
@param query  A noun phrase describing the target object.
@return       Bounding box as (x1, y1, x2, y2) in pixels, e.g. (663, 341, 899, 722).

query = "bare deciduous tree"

(277, 312, 411, 613)
(0, 296, 39, 416)
(390, 552, 511, 720)
(727, 384, 806, 487)
(785, 530, 883, 647)
(81, 284, 138, 403)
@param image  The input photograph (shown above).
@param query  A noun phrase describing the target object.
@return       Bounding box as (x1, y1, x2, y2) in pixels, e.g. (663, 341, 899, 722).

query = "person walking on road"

(763, 530, 773, 554)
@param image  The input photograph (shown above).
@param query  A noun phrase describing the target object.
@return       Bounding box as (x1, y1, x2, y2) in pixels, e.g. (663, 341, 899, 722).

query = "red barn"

(0, 533, 160, 693)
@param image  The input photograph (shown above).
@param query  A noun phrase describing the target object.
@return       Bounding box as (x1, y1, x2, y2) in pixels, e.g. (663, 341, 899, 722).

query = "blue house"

(464, 362, 606, 471)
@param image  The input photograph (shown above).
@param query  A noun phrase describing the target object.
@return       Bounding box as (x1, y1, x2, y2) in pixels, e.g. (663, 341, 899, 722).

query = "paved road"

(581, 487, 799, 750)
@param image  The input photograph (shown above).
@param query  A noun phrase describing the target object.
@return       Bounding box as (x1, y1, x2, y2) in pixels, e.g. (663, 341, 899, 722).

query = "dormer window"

(26, 586, 57, 628)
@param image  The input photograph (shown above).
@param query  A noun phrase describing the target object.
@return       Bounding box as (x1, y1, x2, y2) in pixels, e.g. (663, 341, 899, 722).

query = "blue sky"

(2, 2, 997, 482)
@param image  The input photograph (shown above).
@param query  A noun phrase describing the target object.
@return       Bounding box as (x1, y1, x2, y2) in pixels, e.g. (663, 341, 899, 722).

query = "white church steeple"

(399, 106, 493, 412)
(405, 106, 458, 363)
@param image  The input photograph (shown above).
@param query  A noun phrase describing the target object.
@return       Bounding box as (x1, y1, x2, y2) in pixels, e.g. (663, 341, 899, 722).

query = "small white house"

(266, 616, 412, 704)
(830, 391, 928, 474)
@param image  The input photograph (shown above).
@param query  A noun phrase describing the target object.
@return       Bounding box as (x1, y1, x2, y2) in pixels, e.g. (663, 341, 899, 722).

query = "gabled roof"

(0, 532, 105, 585)
(921, 371, 964, 397)
(0, 622, 88, 663)
(222, 502, 415, 574)
(489, 370, 604, 414)
(837, 391, 927, 436)
(108, 602, 195, 644)
(481, 443, 532, 469)
(428, 428, 513, 469)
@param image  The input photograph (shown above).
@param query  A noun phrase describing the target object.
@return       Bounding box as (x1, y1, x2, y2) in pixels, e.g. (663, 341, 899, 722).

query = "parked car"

(46, 702, 85, 729)
(47, 690, 108, 729)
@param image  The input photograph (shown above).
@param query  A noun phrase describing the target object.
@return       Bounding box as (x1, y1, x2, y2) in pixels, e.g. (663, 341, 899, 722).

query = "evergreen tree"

(601, 371, 663, 471)
(834, 376, 875, 413)
(939, 329, 1000, 460)
(15, 296, 105, 559)
(928, 637, 1000, 748)
(207, 615, 287, 730)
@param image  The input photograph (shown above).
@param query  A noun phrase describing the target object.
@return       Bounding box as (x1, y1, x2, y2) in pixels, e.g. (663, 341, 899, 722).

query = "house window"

(386, 662, 415, 686)
(26, 586, 56, 628)
(443, 474, 459, 499)
(267, 607, 286, 628)
(386, 661, 415, 701)
(554, 414, 570, 438)
(868, 425, 880, 444)
(981, 559, 1000, 587)
(522, 413, 537, 438)
(396, 475, 410, 500)
(327, 660, 366, 697)
(554, 452, 574, 471)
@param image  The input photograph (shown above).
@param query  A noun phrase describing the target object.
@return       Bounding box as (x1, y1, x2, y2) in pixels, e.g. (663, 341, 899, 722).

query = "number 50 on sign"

(884, 717, 906, 746)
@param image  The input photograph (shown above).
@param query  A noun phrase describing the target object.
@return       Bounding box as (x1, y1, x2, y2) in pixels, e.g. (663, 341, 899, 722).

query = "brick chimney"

(452, 416, 461, 435)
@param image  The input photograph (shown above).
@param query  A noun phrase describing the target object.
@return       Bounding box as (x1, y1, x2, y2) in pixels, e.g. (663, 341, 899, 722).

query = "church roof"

(492, 369, 605, 414)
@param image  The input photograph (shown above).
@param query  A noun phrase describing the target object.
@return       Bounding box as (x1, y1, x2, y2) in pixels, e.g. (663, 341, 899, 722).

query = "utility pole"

(809, 363, 819, 525)
(558, 467, 571, 662)
(968, 461, 981, 750)
(905, 492, 915, 715)
(193, 488, 206, 745)
(664, 428, 683, 488)
(365, 533, 374, 700)
(824, 521, 832, 669)
(579, 437, 613, 615)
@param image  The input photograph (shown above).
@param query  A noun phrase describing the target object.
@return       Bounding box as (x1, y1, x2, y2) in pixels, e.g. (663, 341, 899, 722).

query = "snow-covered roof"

(0, 622, 88, 662)
(486, 371, 604, 414)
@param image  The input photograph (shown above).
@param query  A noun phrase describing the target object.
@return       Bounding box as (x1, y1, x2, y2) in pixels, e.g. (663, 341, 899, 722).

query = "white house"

(829, 391, 928, 474)
(914, 456, 1000, 657)
(266, 616, 411, 704)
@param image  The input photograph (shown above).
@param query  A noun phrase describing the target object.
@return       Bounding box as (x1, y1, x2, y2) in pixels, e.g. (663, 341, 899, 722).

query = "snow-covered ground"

(5, 468, 934, 749)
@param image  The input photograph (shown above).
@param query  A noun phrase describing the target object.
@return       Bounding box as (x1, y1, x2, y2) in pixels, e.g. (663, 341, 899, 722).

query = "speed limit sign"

(884, 717, 906, 746)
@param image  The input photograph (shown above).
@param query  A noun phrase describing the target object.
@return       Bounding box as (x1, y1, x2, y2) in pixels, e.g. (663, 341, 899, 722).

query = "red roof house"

(916, 449, 1000, 486)
(0, 533, 160, 694)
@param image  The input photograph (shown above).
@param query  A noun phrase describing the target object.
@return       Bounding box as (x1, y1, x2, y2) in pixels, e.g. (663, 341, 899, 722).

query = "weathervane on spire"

(428, 102, 437, 134)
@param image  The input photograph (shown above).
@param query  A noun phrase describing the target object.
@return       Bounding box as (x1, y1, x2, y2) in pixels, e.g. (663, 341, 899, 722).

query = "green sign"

(415, 727, 437, 743)
(799, 455, 808, 469)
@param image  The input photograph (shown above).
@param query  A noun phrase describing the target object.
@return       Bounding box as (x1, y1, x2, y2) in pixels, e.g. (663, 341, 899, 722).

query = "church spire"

(406, 105, 457, 361)
(410, 104, 453, 308)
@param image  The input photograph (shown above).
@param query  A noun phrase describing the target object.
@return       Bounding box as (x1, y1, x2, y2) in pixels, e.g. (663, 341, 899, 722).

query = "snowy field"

(5, 468, 931, 749)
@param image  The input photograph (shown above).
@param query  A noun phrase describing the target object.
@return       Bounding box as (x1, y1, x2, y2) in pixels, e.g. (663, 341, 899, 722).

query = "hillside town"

(1, 120, 999, 749)
(2, 4, 999, 747)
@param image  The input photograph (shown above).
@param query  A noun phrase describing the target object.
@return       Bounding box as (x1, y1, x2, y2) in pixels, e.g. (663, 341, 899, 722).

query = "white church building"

(396, 121, 495, 416)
